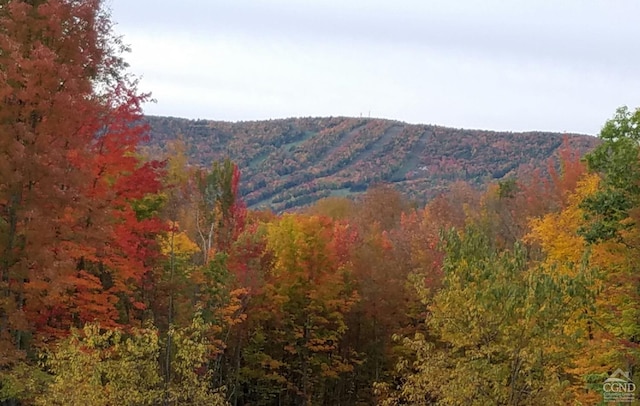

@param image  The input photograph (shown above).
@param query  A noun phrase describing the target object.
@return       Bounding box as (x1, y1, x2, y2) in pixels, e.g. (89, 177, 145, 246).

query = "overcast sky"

(108, 0, 639, 135)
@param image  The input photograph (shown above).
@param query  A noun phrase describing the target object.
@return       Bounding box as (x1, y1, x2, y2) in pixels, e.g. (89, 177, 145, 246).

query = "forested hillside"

(144, 116, 600, 211)
(1, 1, 638, 406)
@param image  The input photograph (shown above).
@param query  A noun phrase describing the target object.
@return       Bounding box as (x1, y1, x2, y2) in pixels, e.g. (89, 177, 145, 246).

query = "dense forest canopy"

(143, 116, 600, 211)
(0, 1, 638, 405)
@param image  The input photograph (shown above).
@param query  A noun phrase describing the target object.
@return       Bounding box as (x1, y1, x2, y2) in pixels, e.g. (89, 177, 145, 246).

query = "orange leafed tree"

(230, 214, 358, 405)
(0, 0, 164, 361)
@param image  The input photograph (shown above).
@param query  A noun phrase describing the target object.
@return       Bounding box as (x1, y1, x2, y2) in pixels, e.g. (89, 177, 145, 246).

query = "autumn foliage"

(1, 1, 639, 405)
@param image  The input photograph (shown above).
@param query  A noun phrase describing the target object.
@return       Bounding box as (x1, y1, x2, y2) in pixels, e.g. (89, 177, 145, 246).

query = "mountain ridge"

(143, 115, 600, 211)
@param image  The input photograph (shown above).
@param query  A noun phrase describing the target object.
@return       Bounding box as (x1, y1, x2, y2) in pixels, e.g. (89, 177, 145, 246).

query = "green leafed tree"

(580, 106, 640, 244)
(32, 312, 227, 406)
(35, 325, 163, 406)
(377, 227, 594, 405)
(195, 158, 246, 264)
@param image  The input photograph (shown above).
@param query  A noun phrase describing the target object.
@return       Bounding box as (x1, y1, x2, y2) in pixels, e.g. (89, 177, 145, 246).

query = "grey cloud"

(108, 0, 640, 134)
(111, 0, 639, 76)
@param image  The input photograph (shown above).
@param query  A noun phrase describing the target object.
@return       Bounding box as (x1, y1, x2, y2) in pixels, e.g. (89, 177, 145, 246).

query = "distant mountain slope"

(144, 116, 600, 211)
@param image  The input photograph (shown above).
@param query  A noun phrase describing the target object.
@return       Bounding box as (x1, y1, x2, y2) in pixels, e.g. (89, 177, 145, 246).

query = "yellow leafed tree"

(527, 172, 639, 404)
